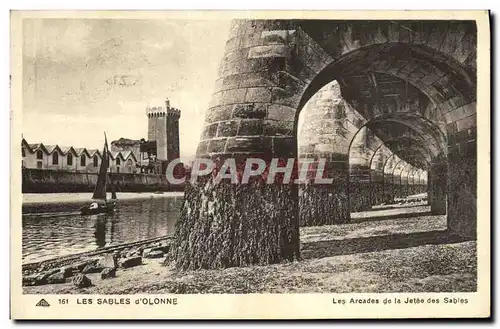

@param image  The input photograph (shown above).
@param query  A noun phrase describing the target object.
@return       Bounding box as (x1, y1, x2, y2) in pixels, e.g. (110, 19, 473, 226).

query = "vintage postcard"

(10, 10, 490, 319)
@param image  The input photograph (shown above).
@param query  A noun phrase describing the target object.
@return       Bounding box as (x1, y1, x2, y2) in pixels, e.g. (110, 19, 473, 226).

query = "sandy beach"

(23, 207, 477, 294)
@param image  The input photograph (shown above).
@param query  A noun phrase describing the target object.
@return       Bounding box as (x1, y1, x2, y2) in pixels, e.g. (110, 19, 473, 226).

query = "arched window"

(116, 157, 121, 166)
(52, 152, 59, 165)
(67, 153, 73, 166)
(93, 155, 98, 167)
(36, 150, 43, 160)
(80, 154, 86, 166)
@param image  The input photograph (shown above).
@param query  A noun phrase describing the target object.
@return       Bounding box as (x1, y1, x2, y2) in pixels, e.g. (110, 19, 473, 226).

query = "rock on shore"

(22, 239, 171, 288)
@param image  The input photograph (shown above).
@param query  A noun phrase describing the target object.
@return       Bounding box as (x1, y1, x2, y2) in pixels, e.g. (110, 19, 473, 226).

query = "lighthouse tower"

(146, 98, 181, 161)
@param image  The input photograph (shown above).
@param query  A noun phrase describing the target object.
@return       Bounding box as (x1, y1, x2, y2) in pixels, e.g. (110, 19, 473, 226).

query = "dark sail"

(92, 133, 110, 201)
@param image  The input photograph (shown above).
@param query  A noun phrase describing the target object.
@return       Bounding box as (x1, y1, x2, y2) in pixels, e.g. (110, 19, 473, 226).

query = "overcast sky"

(22, 18, 231, 161)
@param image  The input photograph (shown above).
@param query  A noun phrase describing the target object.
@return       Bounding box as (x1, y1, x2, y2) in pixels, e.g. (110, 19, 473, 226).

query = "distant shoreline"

(22, 192, 184, 214)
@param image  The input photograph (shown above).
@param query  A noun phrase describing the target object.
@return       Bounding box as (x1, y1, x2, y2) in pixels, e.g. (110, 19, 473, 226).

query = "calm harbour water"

(22, 194, 182, 264)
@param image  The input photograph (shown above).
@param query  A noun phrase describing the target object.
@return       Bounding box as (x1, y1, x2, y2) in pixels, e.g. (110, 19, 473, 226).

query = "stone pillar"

(298, 81, 362, 226)
(421, 170, 428, 194)
(170, 19, 335, 269)
(348, 127, 373, 212)
(370, 146, 386, 206)
(382, 154, 397, 203)
(392, 160, 405, 199)
(400, 164, 411, 197)
(447, 130, 476, 239)
(299, 159, 350, 226)
(428, 161, 447, 215)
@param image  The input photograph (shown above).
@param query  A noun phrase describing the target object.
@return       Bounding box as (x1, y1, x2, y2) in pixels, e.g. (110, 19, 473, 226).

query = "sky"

(22, 18, 231, 161)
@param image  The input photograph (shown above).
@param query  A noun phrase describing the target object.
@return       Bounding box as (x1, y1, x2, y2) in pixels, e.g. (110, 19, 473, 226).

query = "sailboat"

(80, 132, 117, 215)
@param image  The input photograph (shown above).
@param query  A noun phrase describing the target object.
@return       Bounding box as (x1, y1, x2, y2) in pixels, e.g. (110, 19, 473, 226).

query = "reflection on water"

(22, 196, 182, 264)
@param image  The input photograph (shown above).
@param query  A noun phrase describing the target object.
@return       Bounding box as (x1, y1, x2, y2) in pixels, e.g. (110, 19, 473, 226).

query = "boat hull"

(80, 204, 115, 215)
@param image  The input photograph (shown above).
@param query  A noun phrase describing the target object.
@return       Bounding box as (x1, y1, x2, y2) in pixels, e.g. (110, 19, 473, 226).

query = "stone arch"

(172, 19, 477, 271)
(343, 105, 446, 210)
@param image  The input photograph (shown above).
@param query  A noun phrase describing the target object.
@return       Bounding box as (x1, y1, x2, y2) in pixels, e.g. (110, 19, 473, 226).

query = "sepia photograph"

(10, 9, 490, 319)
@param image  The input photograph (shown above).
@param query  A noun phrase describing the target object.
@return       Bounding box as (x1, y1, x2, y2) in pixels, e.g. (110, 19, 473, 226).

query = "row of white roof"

(21, 139, 138, 161)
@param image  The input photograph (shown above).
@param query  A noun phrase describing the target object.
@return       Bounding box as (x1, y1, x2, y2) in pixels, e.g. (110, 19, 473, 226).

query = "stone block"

(438, 95, 465, 114)
(221, 88, 248, 105)
(23, 273, 49, 286)
(47, 272, 66, 284)
(225, 136, 272, 153)
(426, 22, 451, 52)
(98, 254, 118, 269)
(271, 87, 301, 108)
(456, 114, 476, 131)
(216, 120, 239, 137)
(452, 31, 476, 64)
(445, 107, 464, 123)
(264, 120, 294, 137)
(100, 268, 116, 280)
(240, 32, 262, 48)
(196, 140, 209, 156)
(287, 56, 317, 83)
(72, 274, 92, 288)
(217, 74, 243, 92)
(222, 48, 250, 65)
(260, 30, 296, 45)
(275, 71, 307, 94)
(82, 263, 103, 274)
(273, 137, 295, 157)
(246, 57, 287, 75)
(462, 102, 476, 117)
(370, 24, 390, 44)
(237, 119, 265, 136)
(297, 28, 333, 64)
(267, 104, 296, 121)
(207, 138, 228, 154)
(296, 43, 329, 73)
(248, 45, 288, 59)
(232, 103, 267, 119)
(244, 87, 273, 103)
(60, 266, 75, 278)
(143, 250, 164, 259)
(205, 105, 234, 123)
(238, 72, 276, 89)
(464, 51, 476, 70)
(142, 245, 170, 256)
(119, 256, 143, 269)
(440, 23, 467, 57)
(313, 143, 333, 154)
(201, 123, 219, 140)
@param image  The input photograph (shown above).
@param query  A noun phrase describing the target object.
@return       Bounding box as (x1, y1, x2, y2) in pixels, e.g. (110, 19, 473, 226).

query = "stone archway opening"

(346, 113, 447, 223)
(297, 77, 448, 226)
(170, 19, 477, 271)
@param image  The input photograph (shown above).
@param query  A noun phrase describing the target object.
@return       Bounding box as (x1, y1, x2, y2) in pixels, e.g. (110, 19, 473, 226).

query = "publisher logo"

(35, 299, 50, 307)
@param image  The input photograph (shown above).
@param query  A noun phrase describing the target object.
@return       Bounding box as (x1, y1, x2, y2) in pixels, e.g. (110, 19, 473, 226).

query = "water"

(22, 194, 182, 264)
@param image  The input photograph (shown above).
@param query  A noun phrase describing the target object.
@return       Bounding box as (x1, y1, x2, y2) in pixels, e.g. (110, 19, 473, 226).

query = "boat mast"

(91, 132, 110, 201)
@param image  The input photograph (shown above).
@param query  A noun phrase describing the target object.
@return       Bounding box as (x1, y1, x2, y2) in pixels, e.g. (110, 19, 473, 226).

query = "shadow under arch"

(295, 42, 476, 118)
(344, 111, 448, 213)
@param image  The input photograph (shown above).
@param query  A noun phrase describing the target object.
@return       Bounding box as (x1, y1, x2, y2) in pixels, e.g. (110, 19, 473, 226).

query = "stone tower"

(146, 98, 181, 161)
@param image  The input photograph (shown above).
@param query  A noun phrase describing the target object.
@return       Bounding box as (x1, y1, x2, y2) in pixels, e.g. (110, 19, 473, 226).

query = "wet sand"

(23, 207, 476, 294)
